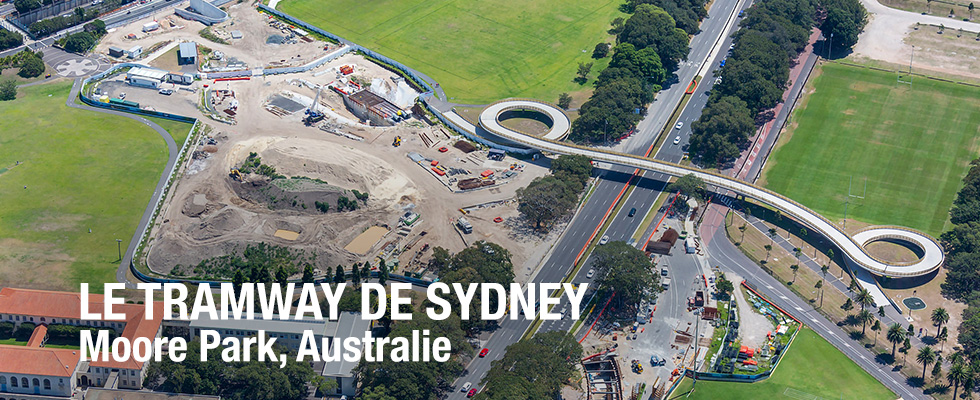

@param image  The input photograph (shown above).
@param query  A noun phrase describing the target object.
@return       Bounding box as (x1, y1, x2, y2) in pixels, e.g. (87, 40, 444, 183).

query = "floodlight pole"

(116, 239, 123, 262)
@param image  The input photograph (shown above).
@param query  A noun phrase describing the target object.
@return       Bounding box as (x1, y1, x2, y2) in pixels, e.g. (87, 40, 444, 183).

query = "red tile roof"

(27, 324, 48, 347)
(0, 288, 164, 372)
(0, 345, 80, 377)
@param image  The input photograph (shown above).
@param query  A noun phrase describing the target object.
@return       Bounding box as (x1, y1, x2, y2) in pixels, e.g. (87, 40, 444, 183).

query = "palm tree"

(933, 355, 944, 381)
(949, 361, 969, 399)
(933, 307, 950, 337)
(878, 306, 886, 319)
(842, 298, 854, 312)
(790, 264, 800, 283)
(768, 228, 777, 244)
(938, 327, 948, 352)
(739, 224, 747, 244)
(820, 264, 829, 278)
(970, 2, 975, 19)
(918, 346, 936, 381)
(815, 280, 824, 307)
(859, 309, 874, 336)
(887, 323, 906, 357)
(800, 227, 807, 246)
(764, 244, 773, 262)
(902, 338, 912, 366)
(794, 247, 803, 262)
(856, 288, 875, 310)
(826, 248, 835, 263)
(871, 319, 881, 346)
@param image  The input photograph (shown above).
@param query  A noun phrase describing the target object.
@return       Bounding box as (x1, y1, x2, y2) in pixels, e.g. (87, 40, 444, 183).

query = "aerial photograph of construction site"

(1, 0, 979, 397)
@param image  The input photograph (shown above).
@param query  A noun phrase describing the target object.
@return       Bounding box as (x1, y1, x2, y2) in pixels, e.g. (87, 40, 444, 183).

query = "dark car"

(628, 207, 637, 217)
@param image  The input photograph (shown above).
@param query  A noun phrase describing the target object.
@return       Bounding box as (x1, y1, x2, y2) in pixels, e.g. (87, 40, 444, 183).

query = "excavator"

(392, 135, 402, 147)
(229, 169, 244, 182)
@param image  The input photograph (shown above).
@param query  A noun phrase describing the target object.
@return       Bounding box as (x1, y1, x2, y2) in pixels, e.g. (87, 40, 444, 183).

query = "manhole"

(903, 297, 926, 310)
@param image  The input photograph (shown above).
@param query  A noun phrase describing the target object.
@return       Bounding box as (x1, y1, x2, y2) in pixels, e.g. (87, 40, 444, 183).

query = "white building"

(126, 67, 168, 88)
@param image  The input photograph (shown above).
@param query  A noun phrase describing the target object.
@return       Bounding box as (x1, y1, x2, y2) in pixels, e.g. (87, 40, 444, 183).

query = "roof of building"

(179, 42, 197, 58)
(0, 345, 80, 377)
(27, 324, 48, 347)
(128, 66, 168, 81)
(348, 89, 401, 118)
(0, 288, 164, 372)
(320, 313, 372, 377)
(85, 388, 221, 400)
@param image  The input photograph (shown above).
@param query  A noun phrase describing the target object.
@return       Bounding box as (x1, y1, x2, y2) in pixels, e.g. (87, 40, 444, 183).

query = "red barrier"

(685, 80, 698, 94)
(579, 292, 615, 343)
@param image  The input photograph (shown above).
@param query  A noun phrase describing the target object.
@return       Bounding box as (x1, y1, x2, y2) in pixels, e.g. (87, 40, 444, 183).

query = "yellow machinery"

(229, 169, 244, 181)
(393, 136, 402, 147)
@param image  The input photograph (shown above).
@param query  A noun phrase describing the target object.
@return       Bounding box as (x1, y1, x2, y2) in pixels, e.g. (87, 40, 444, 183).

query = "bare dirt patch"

(0, 239, 75, 291)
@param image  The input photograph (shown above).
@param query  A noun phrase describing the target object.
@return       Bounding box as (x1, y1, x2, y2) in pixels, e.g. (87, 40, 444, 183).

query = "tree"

(378, 258, 388, 286)
(334, 264, 345, 284)
(275, 265, 289, 284)
(970, 2, 975, 19)
(63, 31, 96, 53)
(878, 306, 886, 318)
(479, 331, 583, 399)
(350, 263, 361, 287)
(576, 62, 593, 81)
(815, 280, 824, 307)
(608, 42, 666, 84)
(517, 176, 578, 230)
(549, 154, 594, 189)
(0, 79, 15, 101)
(361, 262, 371, 283)
(0, 29, 23, 52)
(800, 227, 807, 245)
(557, 92, 572, 109)
(768, 228, 777, 244)
(669, 174, 705, 201)
(764, 244, 773, 262)
(18, 54, 44, 78)
(858, 309, 874, 336)
(887, 323, 906, 357)
(849, 278, 858, 292)
(820, 264, 830, 278)
(14, 0, 41, 13)
(871, 319, 881, 346)
(232, 269, 245, 292)
(592, 42, 610, 58)
(902, 337, 912, 365)
(302, 264, 314, 283)
(856, 288, 875, 310)
(842, 298, 853, 312)
(618, 4, 690, 68)
(932, 307, 950, 337)
(592, 241, 659, 309)
(949, 361, 969, 399)
(688, 95, 755, 166)
(716, 273, 734, 300)
(610, 17, 625, 34)
(821, 0, 868, 52)
(933, 355, 944, 381)
(790, 264, 799, 283)
(939, 326, 949, 352)
(569, 76, 650, 143)
(83, 19, 107, 36)
(738, 224, 747, 244)
(918, 346, 936, 381)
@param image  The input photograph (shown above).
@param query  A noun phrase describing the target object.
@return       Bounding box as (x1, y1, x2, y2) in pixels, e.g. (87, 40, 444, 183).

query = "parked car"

(587, 268, 595, 279)
(158, 88, 173, 95)
(650, 354, 666, 366)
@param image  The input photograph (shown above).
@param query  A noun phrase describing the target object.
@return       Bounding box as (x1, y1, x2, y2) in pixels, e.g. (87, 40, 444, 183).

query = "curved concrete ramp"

(481, 99, 570, 141)
(479, 99, 943, 278)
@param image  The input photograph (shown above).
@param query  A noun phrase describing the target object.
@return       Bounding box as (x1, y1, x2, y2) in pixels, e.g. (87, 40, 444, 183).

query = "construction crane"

(392, 135, 402, 147)
(303, 86, 325, 126)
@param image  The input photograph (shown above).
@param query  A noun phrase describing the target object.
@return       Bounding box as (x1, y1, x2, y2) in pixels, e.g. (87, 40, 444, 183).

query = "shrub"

(0, 321, 14, 338)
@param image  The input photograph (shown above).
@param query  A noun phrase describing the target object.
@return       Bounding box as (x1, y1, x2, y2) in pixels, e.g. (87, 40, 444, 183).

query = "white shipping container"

(142, 21, 160, 32)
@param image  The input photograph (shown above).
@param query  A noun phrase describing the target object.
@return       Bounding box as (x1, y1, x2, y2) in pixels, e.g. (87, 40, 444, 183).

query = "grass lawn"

(278, 0, 623, 104)
(0, 82, 191, 291)
(0, 338, 27, 346)
(761, 63, 980, 237)
(670, 328, 895, 400)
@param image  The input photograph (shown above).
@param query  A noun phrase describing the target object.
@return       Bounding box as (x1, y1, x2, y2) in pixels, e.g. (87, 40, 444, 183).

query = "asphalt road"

(444, 0, 750, 396)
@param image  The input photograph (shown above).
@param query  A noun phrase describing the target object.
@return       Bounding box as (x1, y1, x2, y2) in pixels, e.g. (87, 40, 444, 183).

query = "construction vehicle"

(303, 86, 324, 126)
(229, 169, 244, 181)
(393, 136, 402, 147)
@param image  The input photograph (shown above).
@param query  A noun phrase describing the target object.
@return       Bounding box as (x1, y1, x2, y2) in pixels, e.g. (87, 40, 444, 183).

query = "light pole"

(116, 239, 123, 262)
(827, 33, 833, 59)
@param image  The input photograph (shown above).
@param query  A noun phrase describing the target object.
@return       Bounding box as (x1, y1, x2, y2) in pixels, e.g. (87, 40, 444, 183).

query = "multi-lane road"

(445, 0, 750, 396)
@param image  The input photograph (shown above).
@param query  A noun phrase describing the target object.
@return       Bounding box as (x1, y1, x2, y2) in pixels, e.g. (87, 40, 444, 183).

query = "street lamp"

(116, 239, 123, 262)
(827, 33, 833, 59)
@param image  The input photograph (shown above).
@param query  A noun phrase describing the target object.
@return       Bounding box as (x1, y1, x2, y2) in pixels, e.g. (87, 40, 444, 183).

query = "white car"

(460, 382, 472, 392)
(674, 121, 683, 130)
(673, 136, 681, 145)
(587, 269, 595, 279)
(599, 235, 609, 245)
(714, 77, 722, 84)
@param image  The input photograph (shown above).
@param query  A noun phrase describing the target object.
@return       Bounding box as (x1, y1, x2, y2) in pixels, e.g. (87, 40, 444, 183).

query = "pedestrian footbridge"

(478, 99, 944, 278)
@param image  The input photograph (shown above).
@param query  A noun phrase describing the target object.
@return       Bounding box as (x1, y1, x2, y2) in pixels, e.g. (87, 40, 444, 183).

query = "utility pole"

(116, 239, 123, 262)
(843, 176, 866, 230)
(827, 33, 833, 59)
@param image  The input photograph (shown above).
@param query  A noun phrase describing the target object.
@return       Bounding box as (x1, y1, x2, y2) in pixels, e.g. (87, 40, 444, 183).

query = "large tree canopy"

(618, 5, 690, 69)
(477, 331, 583, 400)
(688, 96, 756, 166)
(592, 241, 660, 309)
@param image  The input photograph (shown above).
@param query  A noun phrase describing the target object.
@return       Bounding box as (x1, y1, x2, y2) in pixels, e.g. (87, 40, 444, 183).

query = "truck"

(662, 277, 671, 290)
(456, 216, 473, 234)
(685, 237, 696, 254)
(695, 291, 704, 307)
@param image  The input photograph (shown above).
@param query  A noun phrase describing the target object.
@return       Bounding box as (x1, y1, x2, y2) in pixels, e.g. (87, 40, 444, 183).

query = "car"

(599, 235, 609, 245)
(661, 268, 668, 276)
(628, 207, 637, 217)
(650, 354, 666, 366)
(467, 388, 478, 398)
(119, 92, 126, 99)
(674, 121, 683, 130)
(460, 382, 472, 392)
(158, 88, 173, 95)
(714, 77, 722, 85)
(587, 268, 595, 279)
(720, 59, 726, 67)
(738, 10, 744, 17)
(479, 348, 489, 357)
(673, 136, 681, 145)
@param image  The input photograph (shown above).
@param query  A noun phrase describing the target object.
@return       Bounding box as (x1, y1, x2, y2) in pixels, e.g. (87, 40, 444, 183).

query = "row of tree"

(29, 7, 100, 37)
(940, 159, 980, 376)
(0, 28, 23, 52)
(688, 0, 866, 167)
(569, 0, 699, 143)
(474, 331, 583, 399)
(429, 241, 514, 332)
(516, 154, 593, 230)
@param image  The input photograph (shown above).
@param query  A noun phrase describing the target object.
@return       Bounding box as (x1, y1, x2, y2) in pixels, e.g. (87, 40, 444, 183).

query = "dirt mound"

(184, 207, 246, 240)
(230, 176, 351, 215)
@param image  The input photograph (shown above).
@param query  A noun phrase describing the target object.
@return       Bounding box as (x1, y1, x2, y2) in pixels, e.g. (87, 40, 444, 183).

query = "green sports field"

(277, 0, 623, 104)
(0, 82, 191, 291)
(670, 328, 895, 400)
(762, 63, 980, 236)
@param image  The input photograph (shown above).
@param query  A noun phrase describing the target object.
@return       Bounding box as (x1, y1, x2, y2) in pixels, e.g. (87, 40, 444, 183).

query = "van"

(460, 382, 472, 392)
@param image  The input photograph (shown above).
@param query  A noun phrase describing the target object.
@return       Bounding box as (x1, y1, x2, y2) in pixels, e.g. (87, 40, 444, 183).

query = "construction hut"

(344, 89, 402, 126)
(178, 42, 198, 65)
(108, 46, 124, 57)
(646, 227, 679, 255)
(126, 67, 168, 88)
(488, 149, 506, 161)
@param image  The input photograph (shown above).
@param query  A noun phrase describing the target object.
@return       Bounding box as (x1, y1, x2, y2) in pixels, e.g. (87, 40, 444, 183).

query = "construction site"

(98, 3, 560, 282)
